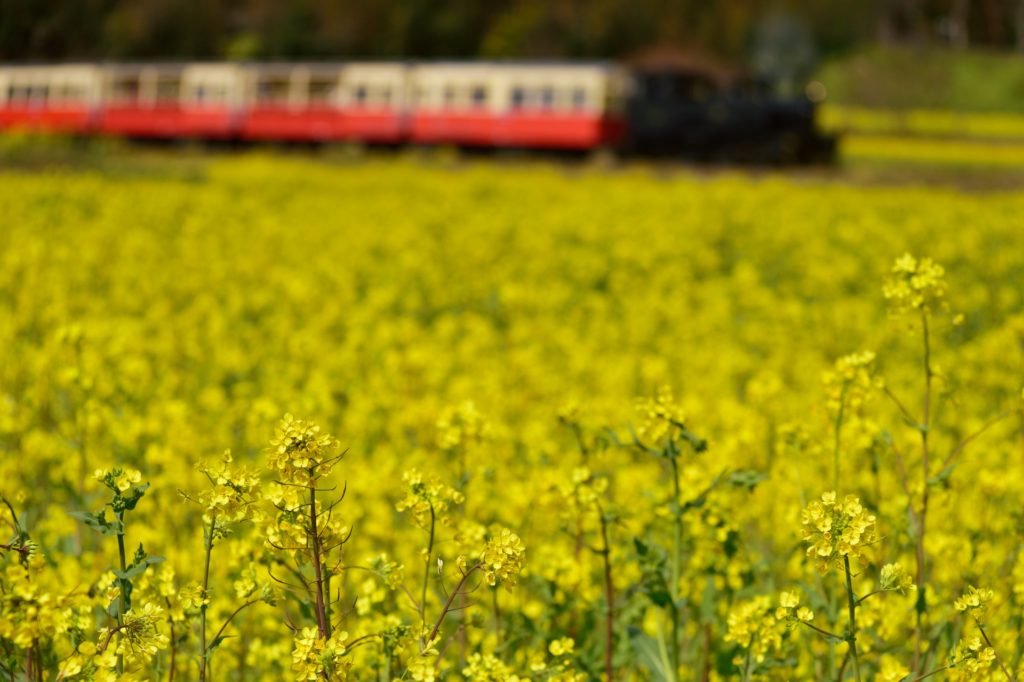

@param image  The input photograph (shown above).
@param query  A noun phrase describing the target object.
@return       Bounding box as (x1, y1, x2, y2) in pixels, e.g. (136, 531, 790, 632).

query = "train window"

(193, 84, 227, 105)
(257, 78, 289, 104)
(471, 85, 487, 106)
(353, 85, 368, 105)
(571, 88, 588, 110)
(378, 86, 392, 106)
(113, 77, 141, 103)
(155, 77, 179, 103)
(540, 87, 555, 109)
(9, 85, 29, 103)
(443, 86, 456, 107)
(29, 85, 50, 103)
(53, 84, 84, 103)
(510, 87, 526, 109)
(309, 78, 336, 105)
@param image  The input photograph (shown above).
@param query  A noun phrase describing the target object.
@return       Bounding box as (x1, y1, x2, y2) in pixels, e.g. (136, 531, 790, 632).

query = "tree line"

(2, 0, 1023, 63)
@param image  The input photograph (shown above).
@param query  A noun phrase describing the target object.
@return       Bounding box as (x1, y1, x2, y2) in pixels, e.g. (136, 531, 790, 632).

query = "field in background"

(815, 46, 1024, 176)
(816, 46, 1024, 114)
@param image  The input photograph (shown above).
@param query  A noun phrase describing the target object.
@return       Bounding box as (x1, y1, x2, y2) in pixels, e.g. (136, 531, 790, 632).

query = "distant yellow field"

(821, 104, 1024, 140)
(1, 157, 1023, 681)
(842, 133, 1024, 167)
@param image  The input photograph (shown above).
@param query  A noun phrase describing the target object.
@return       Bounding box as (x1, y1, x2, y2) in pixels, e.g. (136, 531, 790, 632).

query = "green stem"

(420, 503, 435, 647)
(199, 516, 216, 682)
(209, 599, 260, 654)
(914, 311, 933, 673)
(976, 620, 1015, 681)
(116, 510, 128, 675)
(799, 620, 844, 641)
(309, 486, 330, 638)
(854, 589, 886, 606)
(165, 596, 177, 682)
(425, 564, 480, 646)
(598, 507, 615, 682)
(843, 556, 862, 682)
(741, 641, 753, 682)
(911, 665, 950, 681)
(669, 456, 682, 676)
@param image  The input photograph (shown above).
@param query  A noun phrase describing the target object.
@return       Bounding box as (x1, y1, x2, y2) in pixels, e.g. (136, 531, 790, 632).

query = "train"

(0, 60, 836, 163)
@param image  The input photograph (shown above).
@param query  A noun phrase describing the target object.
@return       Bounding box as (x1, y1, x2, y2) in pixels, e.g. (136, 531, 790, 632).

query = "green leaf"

(629, 629, 675, 682)
(205, 635, 234, 660)
(107, 579, 133, 617)
(729, 469, 768, 490)
(927, 463, 957, 488)
(120, 483, 150, 511)
(115, 554, 165, 580)
(69, 510, 122, 537)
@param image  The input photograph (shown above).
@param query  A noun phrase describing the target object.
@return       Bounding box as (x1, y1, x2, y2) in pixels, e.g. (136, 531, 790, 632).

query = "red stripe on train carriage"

(240, 106, 404, 142)
(0, 105, 93, 133)
(408, 111, 625, 150)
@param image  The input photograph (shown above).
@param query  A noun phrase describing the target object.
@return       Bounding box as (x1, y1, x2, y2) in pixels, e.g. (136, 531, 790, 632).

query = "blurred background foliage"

(2, 0, 1023, 63)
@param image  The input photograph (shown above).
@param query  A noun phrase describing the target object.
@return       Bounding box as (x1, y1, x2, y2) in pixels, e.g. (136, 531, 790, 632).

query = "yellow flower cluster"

(94, 467, 142, 493)
(395, 468, 465, 530)
(725, 596, 784, 664)
(462, 653, 527, 681)
(436, 401, 490, 451)
(291, 627, 350, 681)
(879, 562, 916, 595)
(56, 640, 119, 681)
(775, 590, 814, 626)
(948, 636, 996, 675)
(0, 558, 76, 648)
(634, 385, 688, 447)
(106, 602, 169, 663)
(548, 636, 574, 656)
(193, 450, 262, 523)
(266, 414, 341, 485)
(822, 350, 880, 414)
(883, 253, 949, 317)
(479, 527, 526, 588)
(953, 585, 995, 621)
(801, 492, 877, 571)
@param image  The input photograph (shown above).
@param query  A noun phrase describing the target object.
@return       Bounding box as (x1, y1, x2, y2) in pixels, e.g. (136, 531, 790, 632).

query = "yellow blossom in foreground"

(291, 627, 350, 681)
(801, 492, 877, 572)
(548, 637, 575, 656)
(949, 636, 996, 675)
(879, 563, 916, 595)
(480, 527, 526, 589)
(775, 590, 814, 626)
(266, 414, 341, 485)
(725, 596, 783, 664)
(953, 585, 995, 622)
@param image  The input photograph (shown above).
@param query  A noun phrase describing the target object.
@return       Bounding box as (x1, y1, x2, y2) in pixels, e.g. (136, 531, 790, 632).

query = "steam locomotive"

(0, 60, 835, 163)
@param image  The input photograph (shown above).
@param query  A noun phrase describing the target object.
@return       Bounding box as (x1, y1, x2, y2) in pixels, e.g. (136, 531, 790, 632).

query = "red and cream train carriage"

(0, 61, 628, 150)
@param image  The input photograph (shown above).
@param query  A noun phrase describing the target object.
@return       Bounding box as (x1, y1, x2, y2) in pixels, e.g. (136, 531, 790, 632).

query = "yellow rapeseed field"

(1, 156, 1023, 681)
